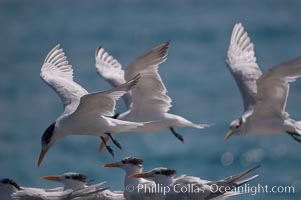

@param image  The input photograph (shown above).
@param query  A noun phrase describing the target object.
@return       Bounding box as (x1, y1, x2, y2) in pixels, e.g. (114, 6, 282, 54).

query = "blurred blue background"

(0, 0, 301, 199)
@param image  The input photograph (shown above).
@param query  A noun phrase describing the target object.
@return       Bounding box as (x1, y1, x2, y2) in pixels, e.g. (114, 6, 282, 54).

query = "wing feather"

(40, 45, 88, 115)
(74, 74, 140, 117)
(226, 23, 262, 112)
(252, 56, 301, 118)
(124, 41, 172, 117)
(95, 46, 125, 86)
(95, 46, 132, 108)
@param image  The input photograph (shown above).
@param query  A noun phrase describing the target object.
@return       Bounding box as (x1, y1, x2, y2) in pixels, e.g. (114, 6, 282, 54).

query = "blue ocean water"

(0, 0, 301, 199)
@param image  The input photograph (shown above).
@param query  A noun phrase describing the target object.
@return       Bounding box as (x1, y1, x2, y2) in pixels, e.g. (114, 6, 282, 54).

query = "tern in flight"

(224, 23, 301, 143)
(129, 165, 260, 200)
(38, 44, 142, 166)
(96, 41, 208, 153)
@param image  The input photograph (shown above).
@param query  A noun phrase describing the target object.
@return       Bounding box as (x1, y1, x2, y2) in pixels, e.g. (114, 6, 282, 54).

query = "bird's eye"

(122, 161, 126, 164)
(65, 176, 70, 179)
(235, 125, 240, 128)
(155, 172, 160, 175)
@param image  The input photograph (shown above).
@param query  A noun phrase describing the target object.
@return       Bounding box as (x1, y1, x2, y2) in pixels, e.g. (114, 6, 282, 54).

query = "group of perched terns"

(1, 157, 259, 200)
(2, 22, 301, 199)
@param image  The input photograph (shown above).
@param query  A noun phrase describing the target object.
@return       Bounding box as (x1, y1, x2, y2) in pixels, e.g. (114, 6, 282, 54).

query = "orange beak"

(38, 147, 49, 167)
(103, 162, 121, 168)
(224, 130, 234, 140)
(41, 176, 62, 182)
(128, 172, 152, 178)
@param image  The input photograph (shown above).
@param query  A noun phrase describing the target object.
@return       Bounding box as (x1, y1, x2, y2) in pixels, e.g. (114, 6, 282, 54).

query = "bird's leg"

(286, 131, 301, 143)
(105, 132, 122, 149)
(98, 136, 110, 153)
(100, 136, 114, 156)
(170, 127, 184, 143)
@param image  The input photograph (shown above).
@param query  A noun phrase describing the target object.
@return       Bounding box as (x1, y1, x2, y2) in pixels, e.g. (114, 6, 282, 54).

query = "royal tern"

(95, 41, 208, 152)
(42, 172, 98, 191)
(0, 177, 91, 200)
(0, 178, 63, 200)
(129, 165, 260, 200)
(225, 23, 301, 143)
(42, 172, 123, 200)
(0, 178, 21, 200)
(38, 44, 143, 166)
(103, 157, 155, 200)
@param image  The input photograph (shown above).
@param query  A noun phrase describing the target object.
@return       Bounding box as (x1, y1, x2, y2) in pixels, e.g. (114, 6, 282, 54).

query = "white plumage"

(41, 172, 123, 200)
(0, 177, 107, 200)
(129, 165, 260, 200)
(38, 45, 143, 166)
(95, 41, 208, 151)
(225, 23, 301, 142)
(103, 157, 155, 200)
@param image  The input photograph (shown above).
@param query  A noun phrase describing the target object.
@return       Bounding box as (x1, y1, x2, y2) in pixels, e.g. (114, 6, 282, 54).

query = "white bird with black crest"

(224, 23, 301, 143)
(42, 172, 123, 200)
(0, 177, 107, 200)
(0, 178, 21, 200)
(129, 165, 260, 200)
(42, 172, 98, 191)
(38, 44, 143, 166)
(95, 41, 209, 153)
(103, 157, 155, 200)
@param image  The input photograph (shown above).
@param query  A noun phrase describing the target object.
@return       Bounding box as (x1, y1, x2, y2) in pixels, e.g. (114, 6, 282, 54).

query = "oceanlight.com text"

(125, 183, 295, 196)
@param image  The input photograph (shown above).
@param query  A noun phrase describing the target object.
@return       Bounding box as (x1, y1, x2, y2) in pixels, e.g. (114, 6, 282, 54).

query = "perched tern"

(42, 172, 122, 200)
(42, 172, 97, 191)
(0, 177, 100, 200)
(95, 41, 208, 152)
(225, 23, 301, 142)
(103, 157, 155, 200)
(0, 178, 21, 200)
(129, 165, 260, 200)
(38, 44, 143, 166)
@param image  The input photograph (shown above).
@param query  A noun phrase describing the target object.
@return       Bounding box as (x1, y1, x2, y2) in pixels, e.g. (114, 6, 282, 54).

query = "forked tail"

(206, 165, 260, 199)
(186, 121, 211, 129)
(287, 121, 301, 143)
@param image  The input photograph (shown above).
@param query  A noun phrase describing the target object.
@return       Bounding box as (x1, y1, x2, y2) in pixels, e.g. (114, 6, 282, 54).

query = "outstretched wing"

(95, 46, 132, 109)
(95, 46, 125, 87)
(74, 74, 140, 117)
(226, 23, 262, 113)
(252, 56, 301, 118)
(40, 44, 88, 116)
(124, 41, 172, 118)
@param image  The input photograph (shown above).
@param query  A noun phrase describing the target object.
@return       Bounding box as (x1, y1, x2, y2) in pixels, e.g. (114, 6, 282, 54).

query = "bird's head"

(225, 117, 244, 140)
(42, 172, 88, 190)
(38, 122, 58, 167)
(103, 157, 144, 173)
(0, 178, 21, 196)
(129, 167, 176, 183)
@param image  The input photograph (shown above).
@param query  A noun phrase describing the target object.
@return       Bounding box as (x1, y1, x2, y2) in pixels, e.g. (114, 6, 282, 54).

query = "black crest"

(161, 169, 176, 176)
(0, 178, 21, 190)
(42, 122, 55, 145)
(122, 157, 143, 166)
(64, 173, 88, 183)
(154, 168, 176, 176)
